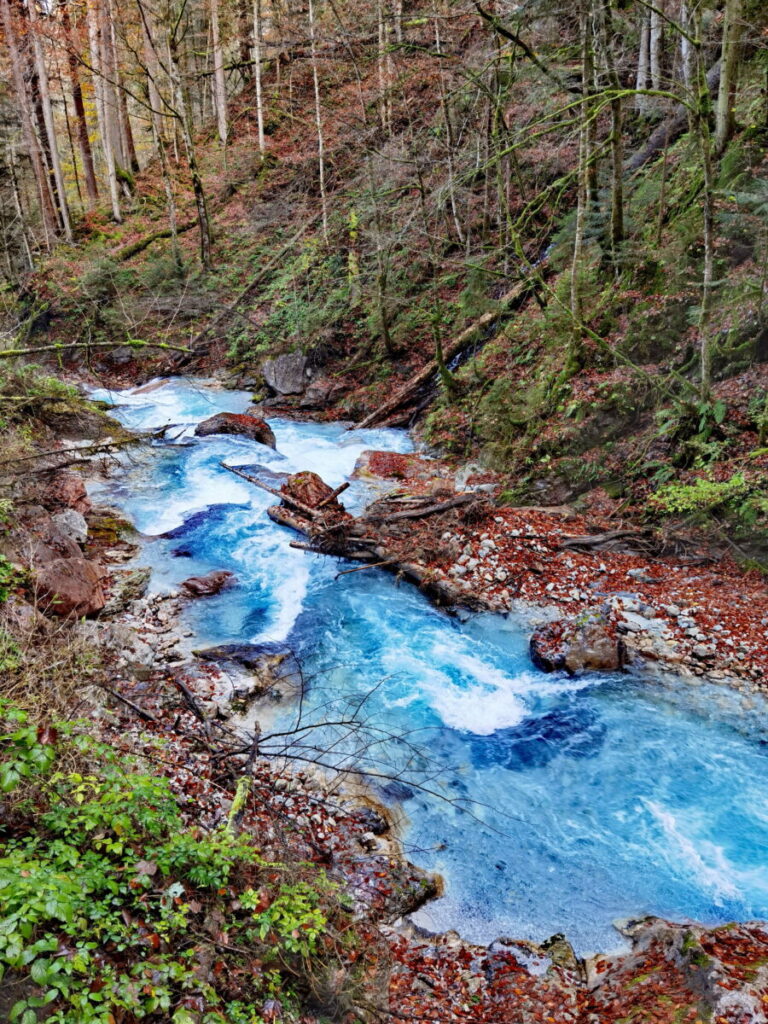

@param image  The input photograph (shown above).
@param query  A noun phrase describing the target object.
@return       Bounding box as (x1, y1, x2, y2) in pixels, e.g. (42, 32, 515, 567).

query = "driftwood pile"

(223, 463, 490, 594)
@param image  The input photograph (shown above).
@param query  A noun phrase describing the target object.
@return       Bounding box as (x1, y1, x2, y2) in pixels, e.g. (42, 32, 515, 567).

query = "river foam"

(91, 378, 768, 956)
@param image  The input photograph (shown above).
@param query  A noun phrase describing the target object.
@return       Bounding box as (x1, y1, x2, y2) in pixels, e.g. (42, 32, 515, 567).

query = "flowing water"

(90, 378, 768, 956)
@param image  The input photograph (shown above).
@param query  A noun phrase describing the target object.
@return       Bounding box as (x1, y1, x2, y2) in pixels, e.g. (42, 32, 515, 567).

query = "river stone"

(193, 642, 302, 700)
(103, 566, 152, 615)
(194, 413, 276, 449)
(281, 471, 345, 513)
(35, 556, 106, 618)
(530, 607, 626, 675)
(299, 378, 345, 409)
(51, 508, 88, 546)
(261, 352, 311, 395)
(180, 570, 235, 598)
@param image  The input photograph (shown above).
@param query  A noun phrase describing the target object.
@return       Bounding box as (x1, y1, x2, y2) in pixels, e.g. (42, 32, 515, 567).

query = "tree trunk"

(308, 0, 328, 242)
(0, 0, 59, 245)
(87, 0, 122, 220)
(210, 0, 228, 145)
(26, 0, 73, 241)
(715, 0, 743, 154)
(140, 1, 182, 269)
(635, 10, 650, 114)
(649, 0, 663, 91)
(692, 11, 715, 396)
(253, 0, 265, 154)
(168, 18, 213, 268)
(7, 143, 35, 269)
(63, 2, 99, 208)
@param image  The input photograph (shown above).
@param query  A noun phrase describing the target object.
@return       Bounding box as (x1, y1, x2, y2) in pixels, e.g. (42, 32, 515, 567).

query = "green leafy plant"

(0, 705, 348, 1023)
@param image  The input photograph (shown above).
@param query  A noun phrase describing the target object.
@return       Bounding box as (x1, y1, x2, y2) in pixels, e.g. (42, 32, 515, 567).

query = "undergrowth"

(0, 702, 355, 1024)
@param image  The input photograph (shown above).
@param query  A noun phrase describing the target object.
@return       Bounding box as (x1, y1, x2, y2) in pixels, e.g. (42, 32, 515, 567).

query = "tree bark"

(715, 0, 743, 153)
(87, 0, 122, 221)
(210, 0, 228, 145)
(168, 15, 213, 268)
(26, 0, 73, 241)
(0, 0, 59, 245)
(252, 0, 265, 154)
(308, 0, 328, 242)
(62, 2, 99, 208)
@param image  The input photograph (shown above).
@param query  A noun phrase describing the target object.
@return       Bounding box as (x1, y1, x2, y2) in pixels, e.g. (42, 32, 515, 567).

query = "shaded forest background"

(1, 0, 768, 545)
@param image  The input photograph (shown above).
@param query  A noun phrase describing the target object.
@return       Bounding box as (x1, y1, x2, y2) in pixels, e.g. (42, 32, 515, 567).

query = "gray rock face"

(261, 352, 311, 395)
(194, 642, 302, 701)
(51, 508, 88, 546)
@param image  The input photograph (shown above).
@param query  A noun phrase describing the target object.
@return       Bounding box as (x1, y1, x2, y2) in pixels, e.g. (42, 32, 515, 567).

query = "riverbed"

(90, 377, 768, 957)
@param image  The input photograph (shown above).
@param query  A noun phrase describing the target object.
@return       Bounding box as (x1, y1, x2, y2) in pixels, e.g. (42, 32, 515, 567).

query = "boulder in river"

(281, 471, 345, 513)
(194, 412, 276, 449)
(261, 352, 311, 395)
(530, 606, 626, 675)
(35, 557, 106, 617)
(180, 570, 235, 598)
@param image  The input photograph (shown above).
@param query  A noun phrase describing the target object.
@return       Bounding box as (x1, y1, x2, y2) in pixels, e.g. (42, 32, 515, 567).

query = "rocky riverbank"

(4, 383, 767, 1024)
(255, 446, 768, 696)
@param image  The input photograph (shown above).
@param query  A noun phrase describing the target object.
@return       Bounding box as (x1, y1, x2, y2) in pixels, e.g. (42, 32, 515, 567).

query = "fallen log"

(351, 277, 533, 430)
(113, 220, 196, 262)
(316, 481, 350, 508)
(222, 463, 322, 520)
(626, 61, 721, 172)
(367, 492, 477, 523)
(559, 528, 647, 549)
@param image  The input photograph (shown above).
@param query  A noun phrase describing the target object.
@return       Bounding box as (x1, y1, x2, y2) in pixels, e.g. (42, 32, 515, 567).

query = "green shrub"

(0, 704, 348, 1024)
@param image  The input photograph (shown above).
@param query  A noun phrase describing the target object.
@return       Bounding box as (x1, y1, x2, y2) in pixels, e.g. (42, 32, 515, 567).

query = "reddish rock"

(352, 450, 454, 490)
(42, 471, 91, 514)
(281, 471, 344, 513)
(195, 413, 276, 448)
(180, 570, 235, 597)
(35, 557, 106, 617)
(530, 607, 626, 675)
(299, 378, 345, 409)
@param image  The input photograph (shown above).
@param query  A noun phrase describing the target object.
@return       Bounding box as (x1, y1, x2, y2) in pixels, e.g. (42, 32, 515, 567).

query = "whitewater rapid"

(90, 378, 768, 956)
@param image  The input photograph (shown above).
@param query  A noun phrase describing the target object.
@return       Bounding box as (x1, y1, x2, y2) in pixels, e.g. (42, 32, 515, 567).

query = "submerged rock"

(194, 642, 302, 700)
(180, 570, 235, 598)
(195, 412, 276, 448)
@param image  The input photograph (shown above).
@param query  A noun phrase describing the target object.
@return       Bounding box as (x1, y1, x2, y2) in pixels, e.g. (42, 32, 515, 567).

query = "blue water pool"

(90, 378, 768, 956)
